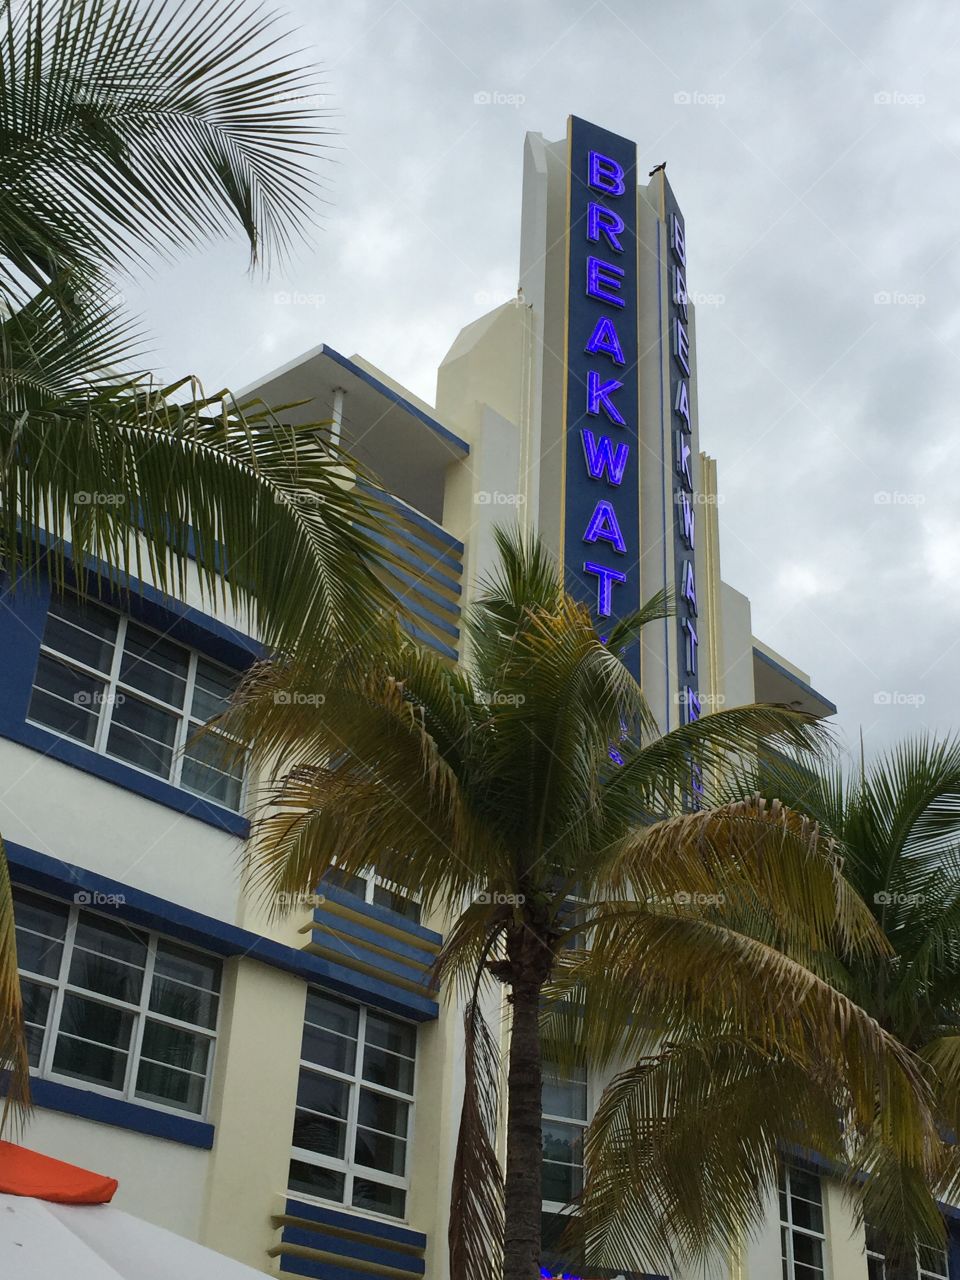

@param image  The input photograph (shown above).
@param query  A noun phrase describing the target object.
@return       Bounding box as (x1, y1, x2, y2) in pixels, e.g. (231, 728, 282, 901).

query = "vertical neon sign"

(563, 118, 640, 676)
(665, 193, 703, 806)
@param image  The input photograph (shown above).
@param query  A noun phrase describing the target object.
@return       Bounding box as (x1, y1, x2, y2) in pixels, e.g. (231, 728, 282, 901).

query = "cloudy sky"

(122, 0, 960, 758)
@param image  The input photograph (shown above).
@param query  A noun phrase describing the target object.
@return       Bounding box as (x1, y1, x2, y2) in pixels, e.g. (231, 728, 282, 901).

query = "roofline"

(241, 343, 470, 457)
(752, 647, 838, 717)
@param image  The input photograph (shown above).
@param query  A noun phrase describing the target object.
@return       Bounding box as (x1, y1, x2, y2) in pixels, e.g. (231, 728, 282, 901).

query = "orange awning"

(0, 1141, 117, 1204)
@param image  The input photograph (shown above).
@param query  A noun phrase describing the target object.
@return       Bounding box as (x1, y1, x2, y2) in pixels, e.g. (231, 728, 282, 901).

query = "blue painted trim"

(29, 1077, 214, 1148)
(279, 1255, 390, 1280)
(308, 929, 431, 990)
(7, 842, 439, 1021)
(381, 518, 463, 575)
(386, 565, 461, 614)
(280, 1225, 425, 1275)
(319, 883, 442, 947)
(752, 648, 838, 716)
(363, 487, 464, 555)
(312, 909, 436, 970)
(402, 620, 459, 661)
(367, 527, 462, 581)
(320, 347, 470, 457)
(400, 594, 460, 641)
(283, 1198, 426, 1249)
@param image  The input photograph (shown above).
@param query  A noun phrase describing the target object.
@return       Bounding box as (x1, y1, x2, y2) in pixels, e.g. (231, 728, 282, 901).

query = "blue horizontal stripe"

(367, 528, 462, 583)
(319, 884, 442, 947)
(365, 487, 465, 554)
(308, 929, 431, 990)
(279, 1254, 391, 1280)
(283, 1199, 426, 1250)
(380, 517, 464, 574)
(7, 843, 439, 1021)
(402, 620, 458, 661)
(313, 908, 436, 969)
(280, 1225, 425, 1275)
(30, 1077, 214, 1148)
(385, 562, 462, 608)
(399, 594, 460, 641)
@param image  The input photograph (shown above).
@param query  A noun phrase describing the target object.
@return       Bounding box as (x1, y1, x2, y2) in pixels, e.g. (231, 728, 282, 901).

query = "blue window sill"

(29, 1077, 214, 1149)
(1, 721, 249, 836)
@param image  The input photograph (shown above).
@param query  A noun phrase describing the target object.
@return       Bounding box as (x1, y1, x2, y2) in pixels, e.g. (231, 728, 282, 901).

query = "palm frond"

(0, 840, 30, 1133)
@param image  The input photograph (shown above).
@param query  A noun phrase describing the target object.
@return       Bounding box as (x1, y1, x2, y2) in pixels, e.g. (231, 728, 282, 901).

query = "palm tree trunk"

(502, 972, 545, 1280)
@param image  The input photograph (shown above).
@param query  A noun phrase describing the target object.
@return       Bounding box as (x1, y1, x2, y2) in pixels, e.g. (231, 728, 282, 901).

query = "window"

(289, 990, 416, 1219)
(28, 593, 245, 810)
(14, 887, 221, 1116)
(865, 1224, 885, 1280)
(779, 1166, 826, 1280)
(321, 867, 421, 926)
(542, 1061, 588, 1210)
(918, 1243, 949, 1279)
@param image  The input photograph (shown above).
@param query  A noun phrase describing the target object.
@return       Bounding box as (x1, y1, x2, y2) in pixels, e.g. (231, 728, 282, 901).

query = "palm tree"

(0, 0, 399, 1118)
(220, 529, 937, 1280)
(569, 738, 960, 1279)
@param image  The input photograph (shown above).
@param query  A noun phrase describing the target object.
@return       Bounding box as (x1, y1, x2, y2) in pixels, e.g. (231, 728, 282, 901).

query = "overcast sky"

(122, 0, 960, 758)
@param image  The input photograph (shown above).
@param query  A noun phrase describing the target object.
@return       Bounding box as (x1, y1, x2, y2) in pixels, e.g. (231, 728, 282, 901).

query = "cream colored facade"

(4, 116, 914, 1280)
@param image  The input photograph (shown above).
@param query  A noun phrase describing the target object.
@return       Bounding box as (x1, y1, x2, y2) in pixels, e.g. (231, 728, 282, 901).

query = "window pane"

(181, 731, 244, 810)
(119, 623, 189, 707)
(288, 1159, 345, 1202)
(351, 1178, 405, 1218)
(792, 1233, 825, 1270)
(790, 1194, 824, 1235)
(150, 942, 220, 1029)
(543, 1066, 587, 1121)
(20, 979, 52, 1067)
(543, 1120, 583, 1166)
(372, 883, 422, 925)
(357, 1088, 408, 1137)
(301, 1024, 358, 1075)
(354, 1126, 406, 1175)
(53, 996, 133, 1088)
(44, 596, 118, 673)
(135, 1059, 206, 1113)
(140, 1020, 211, 1075)
(191, 660, 238, 723)
(14, 891, 68, 979)
(321, 867, 368, 900)
(362, 1044, 414, 1094)
(297, 1069, 350, 1120)
(106, 694, 178, 777)
(28, 655, 104, 745)
(69, 916, 146, 1002)
(293, 1110, 348, 1160)
(364, 1012, 416, 1060)
(542, 1159, 581, 1205)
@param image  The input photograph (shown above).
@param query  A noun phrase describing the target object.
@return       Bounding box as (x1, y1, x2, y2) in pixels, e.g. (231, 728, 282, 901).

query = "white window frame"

(15, 887, 221, 1120)
(290, 990, 417, 1221)
(779, 1165, 827, 1280)
(918, 1243, 949, 1279)
(324, 865, 422, 924)
(27, 594, 247, 811)
(541, 1061, 589, 1216)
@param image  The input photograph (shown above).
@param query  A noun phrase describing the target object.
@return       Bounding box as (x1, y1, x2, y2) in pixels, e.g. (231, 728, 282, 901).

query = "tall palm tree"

(220, 529, 937, 1280)
(570, 738, 960, 1279)
(0, 0, 399, 1119)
